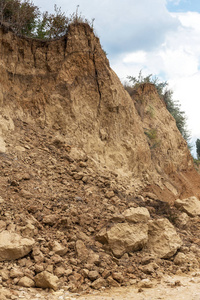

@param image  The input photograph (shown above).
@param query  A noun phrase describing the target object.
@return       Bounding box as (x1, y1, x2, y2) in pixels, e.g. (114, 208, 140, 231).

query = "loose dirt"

(2, 272, 200, 299)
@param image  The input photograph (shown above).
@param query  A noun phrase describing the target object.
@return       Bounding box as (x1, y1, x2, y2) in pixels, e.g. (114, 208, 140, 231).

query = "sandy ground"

(76, 272, 200, 300)
(3, 271, 200, 300)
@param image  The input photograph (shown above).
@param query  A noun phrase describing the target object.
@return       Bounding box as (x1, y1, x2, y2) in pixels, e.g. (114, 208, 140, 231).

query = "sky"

(33, 0, 200, 156)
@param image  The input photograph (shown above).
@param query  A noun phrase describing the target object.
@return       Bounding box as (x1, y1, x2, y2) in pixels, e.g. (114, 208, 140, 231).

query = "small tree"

(0, 0, 39, 35)
(196, 139, 200, 159)
(36, 5, 69, 39)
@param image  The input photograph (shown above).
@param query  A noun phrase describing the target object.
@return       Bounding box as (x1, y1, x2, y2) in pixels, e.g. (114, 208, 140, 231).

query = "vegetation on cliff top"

(125, 71, 191, 148)
(0, 1, 92, 38)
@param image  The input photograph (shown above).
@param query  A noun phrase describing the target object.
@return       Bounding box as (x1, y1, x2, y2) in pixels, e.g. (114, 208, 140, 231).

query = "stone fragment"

(174, 252, 187, 265)
(18, 276, 35, 288)
(0, 231, 35, 261)
(91, 277, 107, 289)
(107, 276, 120, 287)
(54, 267, 66, 277)
(0, 221, 6, 232)
(88, 271, 99, 281)
(112, 272, 124, 283)
(96, 228, 107, 244)
(75, 240, 89, 261)
(123, 207, 150, 223)
(34, 264, 44, 273)
(142, 263, 158, 275)
(52, 241, 67, 256)
(0, 269, 9, 281)
(138, 278, 154, 288)
(176, 212, 189, 227)
(174, 252, 199, 268)
(34, 271, 58, 290)
(106, 223, 148, 258)
(10, 268, 24, 278)
(105, 191, 115, 199)
(175, 196, 200, 217)
(87, 251, 100, 265)
(21, 222, 35, 238)
(110, 214, 125, 223)
(43, 215, 58, 225)
(147, 218, 182, 258)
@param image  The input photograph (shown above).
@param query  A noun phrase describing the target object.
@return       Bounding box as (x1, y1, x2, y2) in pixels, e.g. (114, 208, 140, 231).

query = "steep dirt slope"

(1, 22, 199, 198)
(1, 22, 200, 296)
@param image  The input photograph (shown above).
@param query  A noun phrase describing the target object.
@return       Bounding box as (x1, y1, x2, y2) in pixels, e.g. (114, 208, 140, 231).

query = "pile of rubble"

(0, 121, 200, 295)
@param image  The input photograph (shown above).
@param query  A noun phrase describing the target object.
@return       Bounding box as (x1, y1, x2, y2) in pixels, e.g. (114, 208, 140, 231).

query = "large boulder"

(122, 207, 150, 223)
(146, 218, 182, 258)
(175, 196, 200, 217)
(34, 271, 58, 290)
(0, 230, 35, 261)
(106, 223, 148, 258)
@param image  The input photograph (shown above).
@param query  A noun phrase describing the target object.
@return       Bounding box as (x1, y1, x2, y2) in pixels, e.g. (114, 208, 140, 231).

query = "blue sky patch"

(167, 0, 200, 13)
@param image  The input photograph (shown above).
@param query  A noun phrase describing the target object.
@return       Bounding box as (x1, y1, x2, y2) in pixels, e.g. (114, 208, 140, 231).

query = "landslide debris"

(0, 121, 200, 295)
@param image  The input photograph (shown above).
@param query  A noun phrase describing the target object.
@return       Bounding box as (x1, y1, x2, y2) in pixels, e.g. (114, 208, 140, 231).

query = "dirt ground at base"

(1, 271, 200, 300)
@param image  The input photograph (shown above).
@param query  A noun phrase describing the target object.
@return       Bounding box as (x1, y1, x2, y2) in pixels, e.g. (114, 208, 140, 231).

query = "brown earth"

(1, 21, 200, 297)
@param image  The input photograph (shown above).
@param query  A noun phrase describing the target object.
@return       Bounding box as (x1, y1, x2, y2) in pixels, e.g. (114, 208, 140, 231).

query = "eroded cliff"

(0, 22, 199, 200)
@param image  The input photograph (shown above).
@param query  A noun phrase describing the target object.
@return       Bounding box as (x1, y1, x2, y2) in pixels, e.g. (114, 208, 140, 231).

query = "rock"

(106, 223, 148, 258)
(112, 272, 124, 283)
(138, 278, 154, 288)
(174, 252, 187, 265)
(52, 241, 67, 256)
(142, 263, 158, 275)
(43, 215, 59, 225)
(105, 191, 115, 199)
(107, 276, 120, 287)
(110, 214, 125, 222)
(10, 268, 24, 278)
(87, 251, 100, 265)
(96, 228, 107, 244)
(18, 276, 35, 287)
(34, 271, 58, 290)
(0, 221, 6, 232)
(0, 269, 9, 281)
(91, 277, 107, 289)
(176, 212, 189, 227)
(21, 222, 35, 238)
(34, 264, 44, 273)
(123, 207, 150, 223)
(75, 240, 89, 261)
(175, 196, 200, 217)
(54, 267, 66, 277)
(81, 269, 89, 277)
(88, 270, 99, 281)
(65, 268, 73, 277)
(147, 218, 182, 258)
(0, 230, 35, 261)
(174, 252, 199, 268)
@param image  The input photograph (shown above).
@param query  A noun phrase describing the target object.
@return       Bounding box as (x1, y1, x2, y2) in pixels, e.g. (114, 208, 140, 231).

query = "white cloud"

(123, 51, 147, 64)
(33, 0, 180, 55)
